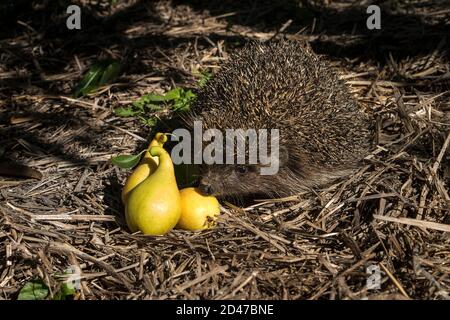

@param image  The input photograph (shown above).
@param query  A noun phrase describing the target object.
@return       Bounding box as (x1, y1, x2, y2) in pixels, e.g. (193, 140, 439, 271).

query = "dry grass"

(0, 0, 449, 300)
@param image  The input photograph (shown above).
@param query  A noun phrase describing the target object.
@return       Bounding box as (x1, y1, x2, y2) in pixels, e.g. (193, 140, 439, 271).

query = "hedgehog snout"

(198, 180, 214, 196)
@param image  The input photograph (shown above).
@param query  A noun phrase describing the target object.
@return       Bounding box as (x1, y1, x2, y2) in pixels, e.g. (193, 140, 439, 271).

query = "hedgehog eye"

(236, 166, 248, 174)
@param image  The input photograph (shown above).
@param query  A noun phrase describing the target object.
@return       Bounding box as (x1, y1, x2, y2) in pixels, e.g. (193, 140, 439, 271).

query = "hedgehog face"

(196, 142, 292, 198)
(197, 163, 289, 198)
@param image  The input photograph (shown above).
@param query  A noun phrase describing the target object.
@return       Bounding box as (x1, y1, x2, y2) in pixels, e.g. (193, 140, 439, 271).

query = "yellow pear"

(177, 187, 220, 231)
(125, 146, 181, 235)
(121, 133, 167, 204)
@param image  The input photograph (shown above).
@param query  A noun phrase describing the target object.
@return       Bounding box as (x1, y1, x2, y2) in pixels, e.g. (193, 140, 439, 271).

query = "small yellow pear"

(177, 187, 220, 231)
(125, 146, 181, 235)
(121, 133, 167, 204)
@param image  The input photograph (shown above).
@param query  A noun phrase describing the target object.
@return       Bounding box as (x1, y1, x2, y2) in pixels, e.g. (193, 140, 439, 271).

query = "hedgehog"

(183, 40, 374, 198)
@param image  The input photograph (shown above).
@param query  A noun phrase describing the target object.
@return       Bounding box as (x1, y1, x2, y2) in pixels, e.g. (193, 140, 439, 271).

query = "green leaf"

(114, 106, 139, 117)
(173, 100, 186, 112)
(184, 89, 196, 100)
(73, 60, 121, 98)
(73, 64, 103, 98)
(197, 71, 212, 87)
(131, 100, 145, 110)
(146, 103, 162, 111)
(53, 282, 76, 300)
(99, 61, 120, 86)
(122, 87, 196, 122)
(17, 280, 49, 300)
(132, 93, 165, 110)
(139, 116, 158, 127)
(111, 151, 145, 169)
(145, 93, 167, 102)
(163, 88, 181, 101)
(172, 89, 196, 112)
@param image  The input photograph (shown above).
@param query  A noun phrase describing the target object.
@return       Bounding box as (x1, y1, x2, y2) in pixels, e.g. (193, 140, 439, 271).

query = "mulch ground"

(0, 0, 449, 300)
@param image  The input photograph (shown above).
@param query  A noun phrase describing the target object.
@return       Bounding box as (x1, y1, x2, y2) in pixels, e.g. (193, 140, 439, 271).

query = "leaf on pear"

(111, 151, 144, 169)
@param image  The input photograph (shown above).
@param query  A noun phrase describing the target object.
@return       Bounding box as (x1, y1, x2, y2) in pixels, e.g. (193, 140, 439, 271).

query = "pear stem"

(154, 133, 168, 145)
(147, 133, 168, 151)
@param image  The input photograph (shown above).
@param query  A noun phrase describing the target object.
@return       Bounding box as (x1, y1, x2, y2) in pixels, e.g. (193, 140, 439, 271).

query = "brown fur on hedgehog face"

(196, 147, 293, 198)
(197, 164, 275, 197)
(196, 146, 357, 198)
(184, 40, 374, 198)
